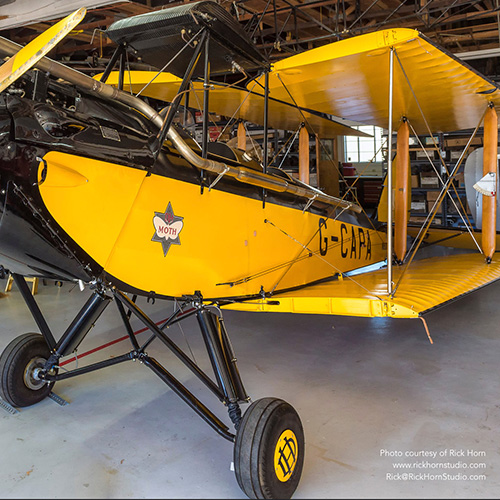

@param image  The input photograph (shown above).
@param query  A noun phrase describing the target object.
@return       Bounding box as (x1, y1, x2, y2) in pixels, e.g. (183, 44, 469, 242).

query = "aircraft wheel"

(0, 333, 55, 407)
(234, 397, 304, 499)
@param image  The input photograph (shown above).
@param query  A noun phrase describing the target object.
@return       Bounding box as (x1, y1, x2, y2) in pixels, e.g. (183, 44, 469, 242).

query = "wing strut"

(237, 121, 246, 150)
(153, 29, 207, 160)
(482, 104, 498, 262)
(386, 47, 395, 295)
(271, 72, 384, 242)
(405, 119, 481, 253)
(394, 118, 410, 263)
(393, 49, 479, 248)
(299, 125, 309, 184)
(392, 110, 487, 298)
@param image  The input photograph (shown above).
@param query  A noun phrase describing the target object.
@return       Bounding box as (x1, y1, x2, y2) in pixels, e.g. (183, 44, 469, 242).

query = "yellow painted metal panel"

(263, 29, 500, 134)
(226, 254, 500, 318)
(38, 151, 147, 268)
(103, 171, 386, 297)
(98, 71, 367, 138)
(37, 152, 386, 298)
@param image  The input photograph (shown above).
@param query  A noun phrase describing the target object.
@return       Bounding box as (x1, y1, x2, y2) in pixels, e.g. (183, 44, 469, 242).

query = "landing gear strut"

(0, 275, 304, 499)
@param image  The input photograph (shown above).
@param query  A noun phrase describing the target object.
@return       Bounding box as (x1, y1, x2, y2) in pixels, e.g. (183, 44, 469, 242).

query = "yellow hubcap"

(274, 429, 298, 482)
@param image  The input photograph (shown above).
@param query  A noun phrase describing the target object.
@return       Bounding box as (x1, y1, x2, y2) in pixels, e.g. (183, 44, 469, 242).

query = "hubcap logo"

(274, 429, 298, 482)
(152, 202, 184, 256)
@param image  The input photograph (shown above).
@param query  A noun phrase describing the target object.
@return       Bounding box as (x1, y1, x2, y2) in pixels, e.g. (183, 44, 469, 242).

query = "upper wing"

(99, 28, 500, 135)
(99, 71, 368, 137)
(262, 29, 500, 134)
(225, 253, 500, 318)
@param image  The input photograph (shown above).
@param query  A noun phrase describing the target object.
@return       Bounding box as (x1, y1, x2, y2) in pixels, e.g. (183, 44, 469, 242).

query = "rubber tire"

(0, 333, 54, 407)
(234, 397, 305, 499)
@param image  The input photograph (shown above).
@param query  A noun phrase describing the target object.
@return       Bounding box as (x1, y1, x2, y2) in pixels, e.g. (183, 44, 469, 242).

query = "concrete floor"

(0, 275, 499, 499)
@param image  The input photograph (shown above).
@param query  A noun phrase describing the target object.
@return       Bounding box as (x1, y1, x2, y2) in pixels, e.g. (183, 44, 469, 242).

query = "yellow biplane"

(0, 2, 499, 499)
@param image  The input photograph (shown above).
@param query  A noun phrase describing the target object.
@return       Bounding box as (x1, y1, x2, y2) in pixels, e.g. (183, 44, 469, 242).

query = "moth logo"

(151, 202, 184, 256)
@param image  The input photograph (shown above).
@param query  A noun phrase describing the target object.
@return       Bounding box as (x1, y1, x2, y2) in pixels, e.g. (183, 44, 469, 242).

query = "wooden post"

(394, 119, 410, 263)
(299, 126, 310, 184)
(5, 274, 39, 295)
(482, 105, 498, 262)
(237, 121, 246, 151)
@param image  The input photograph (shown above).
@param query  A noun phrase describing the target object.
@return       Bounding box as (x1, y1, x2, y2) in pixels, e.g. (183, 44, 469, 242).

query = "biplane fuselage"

(0, 90, 386, 300)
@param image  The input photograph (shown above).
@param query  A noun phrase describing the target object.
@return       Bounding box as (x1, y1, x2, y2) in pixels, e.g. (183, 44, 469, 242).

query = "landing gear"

(0, 333, 55, 407)
(1, 275, 305, 498)
(234, 398, 304, 499)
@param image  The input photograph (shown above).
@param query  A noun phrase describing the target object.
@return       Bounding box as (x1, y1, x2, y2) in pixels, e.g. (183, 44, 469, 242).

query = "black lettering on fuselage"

(340, 223, 348, 258)
(350, 227, 357, 258)
(358, 228, 366, 253)
(324, 221, 372, 260)
(319, 218, 328, 256)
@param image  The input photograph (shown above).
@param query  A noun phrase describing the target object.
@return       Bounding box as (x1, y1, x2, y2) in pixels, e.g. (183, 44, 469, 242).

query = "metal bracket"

(48, 391, 69, 406)
(181, 290, 204, 306)
(34, 156, 48, 186)
(302, 194, 318, 213)
(209, 164, 230, 191)
(0, 398, 19, 415)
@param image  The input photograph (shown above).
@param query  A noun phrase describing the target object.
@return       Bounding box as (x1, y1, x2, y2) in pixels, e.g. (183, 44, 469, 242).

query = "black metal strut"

(112, 289, 225, 401)
(13, 276, 249, 442)
(197, 308, 248, 404)
(201, 32, 210, 160)
(152, 29, 208, 161)
(45, 352, 135, 382)
(12, 273, 56, 350)
(55, 291, 111, 357)
(112, 289, 248, 436)
(140, 354, 234, 441)
(197, 308, 248, 429)
(99, 44, 125, 84)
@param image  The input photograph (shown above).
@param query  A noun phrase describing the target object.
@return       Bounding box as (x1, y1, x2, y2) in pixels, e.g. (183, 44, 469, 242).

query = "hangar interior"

(1, 277, 500, 498)
(1, 1, 500, 499)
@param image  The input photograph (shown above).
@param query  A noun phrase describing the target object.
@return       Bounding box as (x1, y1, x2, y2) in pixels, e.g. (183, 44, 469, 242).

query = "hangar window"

(344, 125, 384, 163)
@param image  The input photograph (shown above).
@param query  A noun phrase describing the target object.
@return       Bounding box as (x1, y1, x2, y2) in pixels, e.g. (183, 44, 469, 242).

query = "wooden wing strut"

(395, 119, 410, 263)
(482, 105, 498, 262)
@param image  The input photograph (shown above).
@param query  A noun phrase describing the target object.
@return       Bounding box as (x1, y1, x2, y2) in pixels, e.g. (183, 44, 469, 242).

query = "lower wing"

(225, 253, 500, 318)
